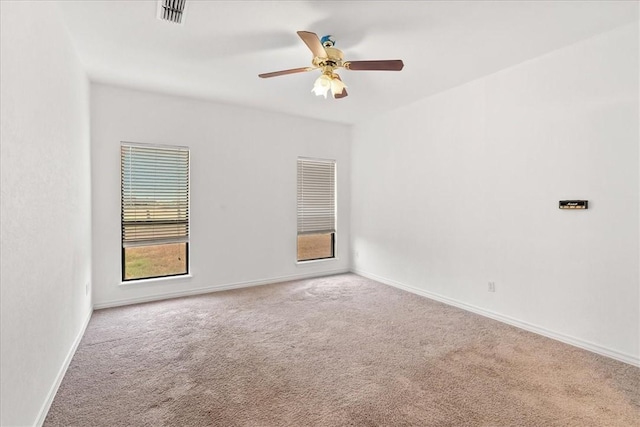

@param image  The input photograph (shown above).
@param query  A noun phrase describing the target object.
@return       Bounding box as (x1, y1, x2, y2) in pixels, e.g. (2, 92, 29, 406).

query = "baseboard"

(352, 269, 640, 368)
(94, 269, 350, 310)
(35, 307, 93, 427)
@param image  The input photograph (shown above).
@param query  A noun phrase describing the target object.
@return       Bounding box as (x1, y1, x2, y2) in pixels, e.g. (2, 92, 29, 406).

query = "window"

(297, 157, 336, 262)
(121, 142, 189, 281)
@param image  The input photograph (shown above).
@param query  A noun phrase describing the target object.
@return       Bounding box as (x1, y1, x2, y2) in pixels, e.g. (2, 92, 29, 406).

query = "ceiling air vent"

(157, 0, 187, 25)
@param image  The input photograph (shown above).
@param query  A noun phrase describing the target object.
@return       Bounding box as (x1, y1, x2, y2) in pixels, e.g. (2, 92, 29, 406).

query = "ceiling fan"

(258, 31, 404, 99)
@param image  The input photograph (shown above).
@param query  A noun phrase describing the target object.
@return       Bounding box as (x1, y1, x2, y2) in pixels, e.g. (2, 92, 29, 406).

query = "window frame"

(296, 157, 337, 263)
(120, 141, 190, 282)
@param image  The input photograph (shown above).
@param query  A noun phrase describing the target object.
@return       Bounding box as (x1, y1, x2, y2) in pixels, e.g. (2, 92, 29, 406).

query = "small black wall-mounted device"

(559, 200, 588, 209)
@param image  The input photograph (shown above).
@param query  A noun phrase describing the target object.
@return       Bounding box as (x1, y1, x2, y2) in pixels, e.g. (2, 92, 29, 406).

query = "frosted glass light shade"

(312, 75, 332, 98)
(330, 77, 346, 97)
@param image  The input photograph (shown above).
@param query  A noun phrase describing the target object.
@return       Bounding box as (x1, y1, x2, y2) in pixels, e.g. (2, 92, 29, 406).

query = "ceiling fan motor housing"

(312, 47, 344, 71)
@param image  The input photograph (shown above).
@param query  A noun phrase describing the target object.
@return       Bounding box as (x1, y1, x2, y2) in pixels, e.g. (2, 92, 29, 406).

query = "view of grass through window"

(297, 233, 334, 261)
(124, 243, 187, 280)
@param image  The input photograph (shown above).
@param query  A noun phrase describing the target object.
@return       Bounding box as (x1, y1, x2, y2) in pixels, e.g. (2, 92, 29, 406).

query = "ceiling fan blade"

(345, 60, 404, 71)
(297, 31, 327, 58)
(258, 67, 315, 78)
(333, 75, 348, 99)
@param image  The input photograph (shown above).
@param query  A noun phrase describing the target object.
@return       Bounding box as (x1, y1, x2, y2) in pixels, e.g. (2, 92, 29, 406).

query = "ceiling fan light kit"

(312, 72, 347, 99)
(259, 31, 404, 99)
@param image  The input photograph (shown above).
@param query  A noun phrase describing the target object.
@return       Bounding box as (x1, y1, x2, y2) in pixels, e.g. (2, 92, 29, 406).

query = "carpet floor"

(45, 274, 639, 426)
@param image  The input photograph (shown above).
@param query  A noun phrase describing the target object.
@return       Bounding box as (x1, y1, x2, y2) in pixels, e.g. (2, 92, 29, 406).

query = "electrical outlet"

(354, 250, 360, 259)
(488, 282, 496, 292)
(85, 282, 89, 296)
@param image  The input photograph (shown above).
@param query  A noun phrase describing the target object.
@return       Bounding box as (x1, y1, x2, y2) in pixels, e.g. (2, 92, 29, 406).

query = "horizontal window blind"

(297, 158, 336, 235)
(121, 143, 189, 247)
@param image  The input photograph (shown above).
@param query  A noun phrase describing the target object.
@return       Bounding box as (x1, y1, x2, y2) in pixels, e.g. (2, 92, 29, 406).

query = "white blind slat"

(297, 158, 336, 235)
(121, 143, 190, 246)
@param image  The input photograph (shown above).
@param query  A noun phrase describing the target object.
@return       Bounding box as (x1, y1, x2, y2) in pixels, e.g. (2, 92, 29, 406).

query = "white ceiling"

(57, 1, 637, 125)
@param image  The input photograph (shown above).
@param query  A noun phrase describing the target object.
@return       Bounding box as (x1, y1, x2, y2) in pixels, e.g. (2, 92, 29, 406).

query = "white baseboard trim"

(94, 269, 350, 310)
(353, 269, 640, 368)
(35, 307, 93, 427)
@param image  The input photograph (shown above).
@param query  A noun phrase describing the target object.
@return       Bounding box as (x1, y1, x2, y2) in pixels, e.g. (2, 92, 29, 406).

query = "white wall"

(91, 84, 350, 307)
(0, 2, 93, 426)
(351, 23, 639, 364)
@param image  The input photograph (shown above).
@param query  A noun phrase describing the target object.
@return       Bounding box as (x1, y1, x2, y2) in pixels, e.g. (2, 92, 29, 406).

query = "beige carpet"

(45, 274, 639, 426)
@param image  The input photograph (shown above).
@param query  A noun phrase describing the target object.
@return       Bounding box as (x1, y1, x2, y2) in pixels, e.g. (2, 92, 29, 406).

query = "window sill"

(296, 257, 338, 266)
(120, 274, 192, 286)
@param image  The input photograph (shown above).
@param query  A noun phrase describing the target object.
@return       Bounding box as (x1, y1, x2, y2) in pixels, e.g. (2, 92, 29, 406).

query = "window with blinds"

(121, 142, 190, 281)
(297, 158, 336, 262)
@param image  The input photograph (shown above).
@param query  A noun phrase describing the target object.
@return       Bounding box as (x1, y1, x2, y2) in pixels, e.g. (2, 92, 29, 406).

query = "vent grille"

(157, 0, 186, 24)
